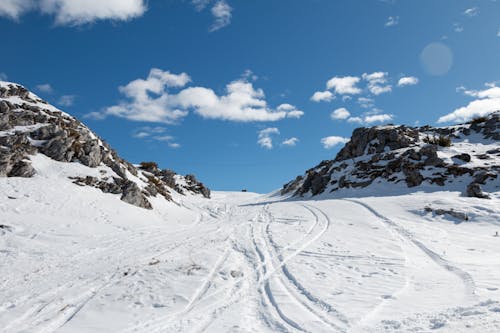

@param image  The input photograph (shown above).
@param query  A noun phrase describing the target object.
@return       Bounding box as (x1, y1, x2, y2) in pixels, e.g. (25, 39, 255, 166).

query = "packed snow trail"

(1, 184, 500, 332)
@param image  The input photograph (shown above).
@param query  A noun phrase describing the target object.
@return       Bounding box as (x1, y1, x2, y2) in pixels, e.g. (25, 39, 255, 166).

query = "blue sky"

(1, 0, 499, 193)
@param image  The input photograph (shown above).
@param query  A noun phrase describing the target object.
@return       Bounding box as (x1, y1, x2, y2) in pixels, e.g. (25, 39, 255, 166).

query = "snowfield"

(1, 157, 500, 332)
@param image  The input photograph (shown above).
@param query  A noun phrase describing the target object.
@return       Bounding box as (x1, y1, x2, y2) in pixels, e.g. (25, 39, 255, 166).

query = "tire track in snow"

(263, 204, 349, 332)
(251, 220, 306, 332)
(344, 199, 477, 298)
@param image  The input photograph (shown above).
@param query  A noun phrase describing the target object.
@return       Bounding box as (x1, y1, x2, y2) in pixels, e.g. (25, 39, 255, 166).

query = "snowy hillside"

(0, 81, 211, 210)
(1, 81, 500, 332)
(282, 113, 499, 200)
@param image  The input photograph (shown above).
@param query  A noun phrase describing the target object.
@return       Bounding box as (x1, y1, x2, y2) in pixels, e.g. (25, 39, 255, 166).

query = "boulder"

(120, 181, 152, 209)
(466, 182, 490, 199)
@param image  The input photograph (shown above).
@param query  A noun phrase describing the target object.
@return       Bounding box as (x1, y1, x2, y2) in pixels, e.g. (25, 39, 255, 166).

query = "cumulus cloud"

(364, 113, 393, 123)
(278, 104, 304, 119)
(326, 76, 362, 95)
(463, 7, 479, 17)
(357, 97, 374, 108)
(330, 107, 351, 120)
(36, 83, 53, 93)
(257, 127, 279, 149)
(282, 137, 299, 147)
(397, 76, 419, 87)
(438, 83, 500, 123)
(385, 16, 399, 27)
(0, 0, 33, 20)
(347, 116, 363, 124)
(209, 0, 232, 32)
(321, 136, 349, 149)
(310, 90, 334, 102)
(362, 72, 392, 95)
(344, 111, 393, 125)
(0, 72, 7, 81)
(91, 69, 302, 124)
(0, 0, 147, 25)
(57, 94, 76, 107)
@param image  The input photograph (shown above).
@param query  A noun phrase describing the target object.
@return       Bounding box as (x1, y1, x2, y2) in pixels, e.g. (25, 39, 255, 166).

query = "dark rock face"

(282, 112, 499, 198)
(0, 82, 211, 209)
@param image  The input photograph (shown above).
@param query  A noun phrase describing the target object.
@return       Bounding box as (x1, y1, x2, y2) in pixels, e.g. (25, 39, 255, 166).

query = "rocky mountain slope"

(0, 81, 210, 209)
(282, 112, 499, 199)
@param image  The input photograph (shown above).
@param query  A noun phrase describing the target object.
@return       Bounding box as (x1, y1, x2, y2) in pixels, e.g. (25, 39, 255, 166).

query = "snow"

(1, 156, 499, 333)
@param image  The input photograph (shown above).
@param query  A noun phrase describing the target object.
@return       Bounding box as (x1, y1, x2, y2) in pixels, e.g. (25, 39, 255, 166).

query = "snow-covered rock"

(0, 81, 210, 209)
(282, 113, 500, 199)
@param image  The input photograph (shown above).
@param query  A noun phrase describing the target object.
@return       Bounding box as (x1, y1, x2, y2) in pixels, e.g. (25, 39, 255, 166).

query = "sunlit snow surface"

(1, 157, 500, 332)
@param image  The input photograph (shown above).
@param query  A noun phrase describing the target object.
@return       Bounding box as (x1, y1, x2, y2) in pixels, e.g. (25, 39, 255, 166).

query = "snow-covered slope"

(0, 81, 210, 210)
(1, 82, 499, 332)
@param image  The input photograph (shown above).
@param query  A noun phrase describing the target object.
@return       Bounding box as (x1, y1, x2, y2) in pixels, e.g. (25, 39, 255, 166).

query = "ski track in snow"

(1, 189, 500, 332)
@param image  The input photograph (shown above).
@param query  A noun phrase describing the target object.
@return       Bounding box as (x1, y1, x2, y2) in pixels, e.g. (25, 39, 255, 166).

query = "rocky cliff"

(282, 112, 499, 199)
(0, 81, 210, 209)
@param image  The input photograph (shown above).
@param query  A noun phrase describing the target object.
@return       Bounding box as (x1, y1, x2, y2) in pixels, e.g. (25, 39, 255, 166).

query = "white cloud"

(209, 0, 232, 32)
(397, 76, 419, 87)
(132, 126, 180, 147)
(364, 113, 393, 123)
(344, 112, 393, 125)
(242, 69, 258, 81)
(321, 136, 349, 149)
(192, 0, 211, 11)
(277, 103, 304, 119)
(257, 127, 279, 149)
(0, 72, 8, 81)
(96, 69, 302, 123)
(282, 137, 299, 147)
(438, 83, 500, 123)
(330, 107, 351, 120)
(497, 28, 500, 37)
(347, 116, 363, 124)
(357, 97, 374, 109)
(57, 94, 76, 107)
(362, 72, 392, 95)
(0, 0, 147, 25)
(168, 142, 181, 149)
(36, 83, 53, 93)
(0, 0, 33, 20)
(326, 76, 361, 95)
(310, 90, 334, 102)
(463, 7, 479, 17)
(385, 16, 399, 27)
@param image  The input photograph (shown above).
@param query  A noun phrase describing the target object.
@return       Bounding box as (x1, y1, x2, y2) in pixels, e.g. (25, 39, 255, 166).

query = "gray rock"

(452, 153, 471, 162)
(120, 181, 152, 209)
(8, 160, 36, 177)
(420, 145, 438, 158)
(466, 182, 490, 199)
(42, 135, 75, 162)
(424, 156, 446, 167)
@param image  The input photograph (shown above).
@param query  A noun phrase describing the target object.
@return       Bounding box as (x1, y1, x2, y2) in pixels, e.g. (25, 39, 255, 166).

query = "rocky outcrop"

(0, 82, 211, 209)
(282, 112, 499, 199)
